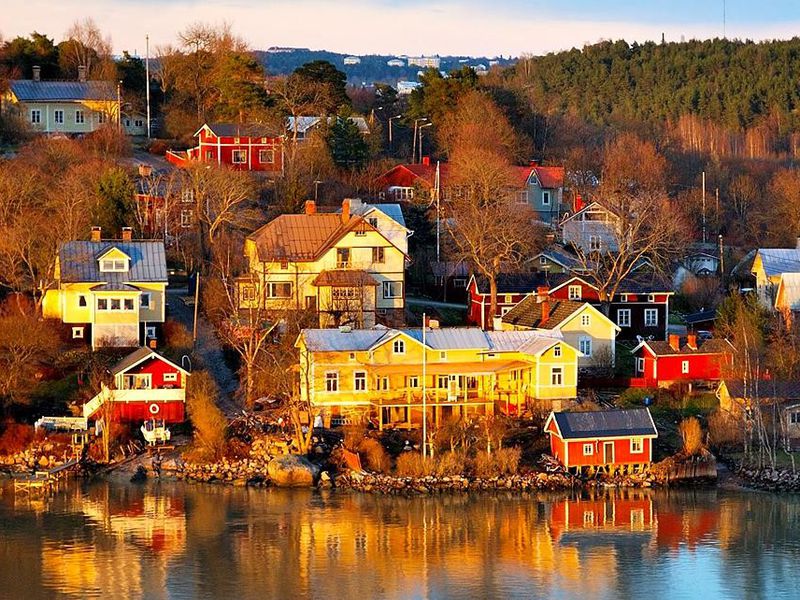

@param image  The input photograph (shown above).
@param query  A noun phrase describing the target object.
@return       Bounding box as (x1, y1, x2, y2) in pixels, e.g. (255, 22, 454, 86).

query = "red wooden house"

(166, 122, 284, 173)
(545, 408, 658, 471)
(631, 334, 733, 388)
(83, 347, 189, 424)
(466, 273, 549, 329)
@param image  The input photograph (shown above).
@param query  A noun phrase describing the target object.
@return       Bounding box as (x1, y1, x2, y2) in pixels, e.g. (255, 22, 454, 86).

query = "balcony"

(110, 388, 186, 402)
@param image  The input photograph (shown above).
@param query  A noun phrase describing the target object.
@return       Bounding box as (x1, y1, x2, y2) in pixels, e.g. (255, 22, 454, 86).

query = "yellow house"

(751, 245, 800, 309)
(1, 69, 118, 135)
(42, 227, 168, 349)
(500, 293, 620, 369)
(240, 199, 408, 327)
(295, 326, 580, 429)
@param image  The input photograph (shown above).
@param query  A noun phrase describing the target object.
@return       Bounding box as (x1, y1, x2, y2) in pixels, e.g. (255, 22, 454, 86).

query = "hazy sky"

(3, 0, 800, 57)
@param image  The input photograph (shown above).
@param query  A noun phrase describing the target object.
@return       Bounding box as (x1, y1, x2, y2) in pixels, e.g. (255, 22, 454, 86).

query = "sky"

(3, 0, 800, 58)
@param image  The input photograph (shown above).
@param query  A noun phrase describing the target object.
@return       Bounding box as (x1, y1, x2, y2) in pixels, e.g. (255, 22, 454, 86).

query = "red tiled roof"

(501, 297, 585, 330)
(533, 166, 565, 189)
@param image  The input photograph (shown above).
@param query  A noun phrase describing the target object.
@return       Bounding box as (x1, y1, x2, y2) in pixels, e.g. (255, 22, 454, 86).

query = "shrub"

(148, 140, 169, 155)
(618, 387, 657, 407)
(473, 447, 522, 478)
(433, 451, 466, 477)
(708, 410, 743, 447)
(359, 437, 392, 473)
(679, 416, 704, 456)
(473, 451, 495, 478)
(342, 422, 368, 452)
(395, 452, 434, 478)
(185, 370, 227, 462)
(0, 422, 34, 455)
(163, 319, 193, 351)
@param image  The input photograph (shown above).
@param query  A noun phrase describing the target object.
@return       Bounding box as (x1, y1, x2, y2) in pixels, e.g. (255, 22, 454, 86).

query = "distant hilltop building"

(407, 56, 441, 69)
(397, 81, 422, 95)
(343, 56, 361, 65)
(266, 46, 307, 53)
(387, 58, 405, 67)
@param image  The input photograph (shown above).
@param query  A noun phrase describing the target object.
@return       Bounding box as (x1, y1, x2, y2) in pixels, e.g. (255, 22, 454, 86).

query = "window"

(325, 372, 339, 392)
(581, 314, 590, 327)
(583, 443, 594, 455)
(336, 248, 351, 268)
(354, 371, 367, 392)
(553, 344, 562, 358)
(100, 258, 127, 272)
(163, 372, 178, 382)
(383, 281, 402, 299)
(681, 360, 690, 374)
(378, 377, 389, 391)
(504, 294, 513, 304)
(368, 217, 378, 228)
(232, 149, 247, 164)
(551, 367, 563, 386)
(589, 235, 602, 251)
(636, 357, 645, 373)
(355, 229, 366, 237)
(542, 190, 551, 206)
(98, 112, 107, 124)
(501, 306, 512, 316)
(453, 277, 467, 288)
(630, 437, 644, 453)
(539, 256, 548, 266)
(568, 285, 582, 300)
(140, 293, 151, 308)
(579, 336, 592, 357)
(583, 511, 595, 525)
(31, 109, 41, 124)
(125, 119, 131, 127)
(97, 298, 108, 310)
(390, 186, 414, 201)
(439, 351, 447, 361)
(123, 298, 134, 311)
(516, 190, 529, 204)
(109, 298, 121, 310)
(348, 352, 356, 361)
(644, 308, 658, 327)
(407, 376, 419, 388)
(75, 110, 85, 124)
(134, 119, 144, 128)
(145, 326, 157, 339)
(234, 137, 240, 144)
(78, 295, 87, 308)
(648, 294, 657, 303)
(617, 308, 631, 327)
(437, 375, 449, 388)
(72, 327, 84, 339)
(240, 285, 256, 303)
(181, 189, 194, 203)
(372, 247, 385, 263)
(54, 109, 64, 124)
(266, 282, 292, 298)
(791, 412, 800, 424)
(205, 150, 214, 160)
(258, 149, 275, 164)
(620, 294, 630, 302)
(393, 338, 405, 354)
(180, 209, 193, 228)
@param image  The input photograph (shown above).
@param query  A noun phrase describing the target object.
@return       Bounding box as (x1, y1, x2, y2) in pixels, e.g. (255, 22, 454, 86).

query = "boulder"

(267, 454, 320, 487)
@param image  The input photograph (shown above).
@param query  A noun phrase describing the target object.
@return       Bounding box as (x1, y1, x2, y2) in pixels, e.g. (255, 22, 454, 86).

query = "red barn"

(545, 408, 658, 471)
(166, 122, 284, 173)
(632, 334, 733, 387)
(84, 347, 189, 423)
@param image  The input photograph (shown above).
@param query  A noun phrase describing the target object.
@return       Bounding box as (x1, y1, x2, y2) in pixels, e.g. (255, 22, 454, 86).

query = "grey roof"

(756, 249, 800, 278)
(777, 272, 800, 310)
(552, 408, 657, 439)
(485, 330, 563, 353)
(301, 328, 391, 352)
(111, 347, 186, 376)
(287, 116, 370, 135)
(721, 379, 800, 401)
(203, 122, 281, 138)
(59, 240, 168, 283)
(9, 79, 116, 102)
(91, 282, 141, 292)
(404, 327, 490, 350)
(684, 309, 718, 325)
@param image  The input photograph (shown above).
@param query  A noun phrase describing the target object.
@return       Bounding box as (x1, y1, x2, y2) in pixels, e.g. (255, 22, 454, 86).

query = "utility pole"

(146, 34, 151, 139)
(389, 114, 402, 150)
(422, 312, 428, 459)
(702, 171, 707, 244)
(419, 122, 432, 163)
(192, 272, 201, 345)
(117, 80, 122, 133)
(719, 234, 725, 278)
(435, 161, 441, 263)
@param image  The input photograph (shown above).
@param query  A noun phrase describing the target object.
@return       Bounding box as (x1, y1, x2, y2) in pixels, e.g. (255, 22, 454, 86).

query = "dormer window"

(100, 258, 128, 272)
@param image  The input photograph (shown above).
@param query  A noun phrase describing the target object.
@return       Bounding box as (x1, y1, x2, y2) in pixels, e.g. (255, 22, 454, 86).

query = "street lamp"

(388, 114, 403, 149)
(412, 117, 428, 163)
(314, 180, 323, 202)
(418, 122, 432, 163)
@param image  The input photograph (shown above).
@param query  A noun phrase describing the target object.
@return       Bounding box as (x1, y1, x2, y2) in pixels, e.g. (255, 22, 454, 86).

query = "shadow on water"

(2, 480, 800, 600)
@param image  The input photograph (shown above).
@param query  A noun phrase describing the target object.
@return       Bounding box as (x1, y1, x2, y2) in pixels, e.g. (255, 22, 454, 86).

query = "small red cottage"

(166, 122, 284, 173)
(545, 408, 658, 471)
(83, 347, 189, 425)
(631, 334, 733, 387)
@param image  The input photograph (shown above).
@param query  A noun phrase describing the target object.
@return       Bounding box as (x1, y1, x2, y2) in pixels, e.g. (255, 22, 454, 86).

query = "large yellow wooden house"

(42, 227, 168, 349)
(295, 326, 580, 429)
(2, 67, 118, 135)
(240, 199, 409, 327)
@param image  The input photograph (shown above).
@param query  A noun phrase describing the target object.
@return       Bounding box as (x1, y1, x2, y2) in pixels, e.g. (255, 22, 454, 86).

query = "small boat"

(141, 419, 171, 445)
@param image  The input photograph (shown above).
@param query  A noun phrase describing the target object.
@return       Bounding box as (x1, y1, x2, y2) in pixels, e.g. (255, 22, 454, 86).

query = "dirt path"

(167, 288, 241, 418)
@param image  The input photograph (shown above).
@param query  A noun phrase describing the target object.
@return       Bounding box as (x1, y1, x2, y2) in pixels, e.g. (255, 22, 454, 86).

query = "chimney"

(669, 334, 681, 352)
(529, 159, 540, 167)
(32, 65, 41, 82)
(304, 200, 316, 215)
(536, 285, 550, 303)
(121, 227, 133, 242)
(78, 65, 87, 82)
(90, 226, 102, 242)
(421, 156, 430, 166)
(687, 333, 698, 350)
(540, 298, 550, 326)
(342, 198, 351, 223)
(545, 232, 555, 245)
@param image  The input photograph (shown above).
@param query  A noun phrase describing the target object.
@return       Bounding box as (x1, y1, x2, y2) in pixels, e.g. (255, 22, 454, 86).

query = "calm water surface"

(0, 479, 799, 600)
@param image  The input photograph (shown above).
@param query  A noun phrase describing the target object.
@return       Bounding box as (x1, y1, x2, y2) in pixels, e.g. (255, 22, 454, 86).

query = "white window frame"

(581, 313, 590, 327)
(75, 109, 85, 124)
(99, 258, 128, 272)
(617, 308, 631, 327)
(145, 325, 157, 339)
(501, 306, 512, 316)
(648, 293, 657, 303)
(325, 371, 339, 392)
(583, 443, 594, 455)
(568, 285, 582, 300)
(439, 351, 447, 361)
(579, 336, 592, 357)
(383, 281, 403, 299)
(78, 295, 87, 308)
(378, 376, 390, 391)
(163, 372, 178, 383)
(636, 357, 645, 373)
(98, 112, 107, 124)
(453, 277, 467, 288)
(630, 437, 644, 453)
(681, 360, 690, 374)
(258, 148, 275, 164)
(589, 235, 602, 252)
(97, 298, 108, 311)
(72, 326, 84, 339)
(542, 190, 551, 206)
(539, 255, 548, 266)
(551, 366, 563, 386)
(180, 209, 193, 228)
(390, 186, 414, 201)
(354, 371, 367, 392)
(553, 344, 562, 358)
(30, 109, 41, 124)
(644, 308, 658, 327)
(232, 149, 248, 164)
(54, 109, 64, 124)
(393, 338, 405, 354)
(336, 248, 350, 268)
(407, 375, 419, 388)
(140, 292, 151, 308)
(266, 282, 292, 299)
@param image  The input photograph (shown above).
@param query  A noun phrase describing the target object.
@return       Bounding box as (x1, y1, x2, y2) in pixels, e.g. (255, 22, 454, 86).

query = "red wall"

(126, 357, 184, 389)
(112, 400, 185, 423)
(558, 437, 652, 467)
(194, 130, 283, 172)
(466, 280, 527, 329)
(654, 353, 727, 382)
(549, 281, 601, 301)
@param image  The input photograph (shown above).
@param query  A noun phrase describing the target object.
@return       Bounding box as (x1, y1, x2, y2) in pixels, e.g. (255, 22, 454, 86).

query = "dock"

(12, 459, 80, 496)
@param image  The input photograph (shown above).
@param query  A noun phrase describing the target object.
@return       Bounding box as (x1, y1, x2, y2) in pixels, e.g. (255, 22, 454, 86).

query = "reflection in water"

(2, 481, 800, 599)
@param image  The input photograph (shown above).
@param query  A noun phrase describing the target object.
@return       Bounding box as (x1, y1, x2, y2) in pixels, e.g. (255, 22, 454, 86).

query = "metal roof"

(249, 214, 364, 262)
(9, 79, 116, 102)
(777, 272, 800, 310)
(404, 327, 491, 350)
(756, 249, 800, 278)
(59, 241, 168, 283)
(91, 282, 141, 292)
(485, 330, 562, 352)
(721, 379, 800, 401)
(301, 328, 392, 352)
(287, 116, 371, 135)
(202, 122, 281, 138)
(553, 408, 657, 439)
(111, 347, 188, 376)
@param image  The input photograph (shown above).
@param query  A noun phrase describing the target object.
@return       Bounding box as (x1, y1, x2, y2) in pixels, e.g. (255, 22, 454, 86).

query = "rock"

(267, 454, 320, 487)
(130, 465, 148, 483)
(37, 456, 49, 468)
(318, 471, 333, 489)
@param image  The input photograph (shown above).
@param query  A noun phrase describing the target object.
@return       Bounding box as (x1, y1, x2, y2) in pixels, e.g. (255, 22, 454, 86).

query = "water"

(1, 480, 799, 600)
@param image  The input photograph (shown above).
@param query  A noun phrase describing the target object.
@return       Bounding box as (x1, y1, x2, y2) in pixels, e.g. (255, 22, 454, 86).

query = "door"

(305, 296, 317, 311)
(603, 441, 614, 464)
(447, 375, 459, 401)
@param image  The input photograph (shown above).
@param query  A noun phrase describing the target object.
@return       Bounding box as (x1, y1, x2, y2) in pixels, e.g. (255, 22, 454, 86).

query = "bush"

(147, 140, 169, 155)
(359, 437, 392, 473)
(163, 319, 193, 351)
(342, 422, 368, 452)
(395, 452, 434, 478)
(708, 410, 743, 447)
(433, 451, 466, 477)
(679, 416, 704, 456)
(618, 387, 657, 407)
(473, 447, 522, 478)
(185, 370, 227, 462)
(0, 422, 34, 455)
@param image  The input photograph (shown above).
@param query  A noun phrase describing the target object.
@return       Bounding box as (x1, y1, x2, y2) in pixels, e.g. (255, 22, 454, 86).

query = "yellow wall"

(4, 95, 117, 134)
(45, 282, 166, 325)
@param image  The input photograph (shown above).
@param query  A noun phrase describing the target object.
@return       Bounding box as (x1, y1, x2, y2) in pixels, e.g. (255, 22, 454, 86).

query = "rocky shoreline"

(734, 464, 800, 493)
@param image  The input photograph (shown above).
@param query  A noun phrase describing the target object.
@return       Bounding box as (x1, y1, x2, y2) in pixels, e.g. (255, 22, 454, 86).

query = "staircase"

(83, 384, 111, 419)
